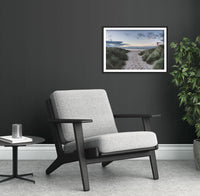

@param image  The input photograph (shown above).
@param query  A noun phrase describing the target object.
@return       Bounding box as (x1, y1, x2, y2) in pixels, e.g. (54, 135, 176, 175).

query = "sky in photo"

(106, 29, 164, 49)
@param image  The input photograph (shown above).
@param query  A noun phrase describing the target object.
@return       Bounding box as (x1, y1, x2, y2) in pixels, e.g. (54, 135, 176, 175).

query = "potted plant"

(170, 36, 200, 169)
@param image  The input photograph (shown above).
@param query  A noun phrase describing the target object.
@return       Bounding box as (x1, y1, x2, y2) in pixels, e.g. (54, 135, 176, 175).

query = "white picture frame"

(103, 27, 167, 72)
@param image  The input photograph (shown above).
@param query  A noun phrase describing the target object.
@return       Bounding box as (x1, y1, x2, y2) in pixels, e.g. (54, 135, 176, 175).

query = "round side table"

(0, 136, 45, 183)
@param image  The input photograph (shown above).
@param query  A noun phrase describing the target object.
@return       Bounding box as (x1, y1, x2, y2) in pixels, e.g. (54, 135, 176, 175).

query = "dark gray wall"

(0, 0, 199, 143)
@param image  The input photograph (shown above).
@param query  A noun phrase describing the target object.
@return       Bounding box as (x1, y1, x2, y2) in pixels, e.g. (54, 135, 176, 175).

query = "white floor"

(0, 160, 199, 196)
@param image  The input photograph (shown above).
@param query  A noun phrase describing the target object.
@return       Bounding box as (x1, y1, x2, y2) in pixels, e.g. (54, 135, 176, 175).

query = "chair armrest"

(48, 119, 93, 124)
(114, 113, 161, 131)
(114, 114, 161, 118)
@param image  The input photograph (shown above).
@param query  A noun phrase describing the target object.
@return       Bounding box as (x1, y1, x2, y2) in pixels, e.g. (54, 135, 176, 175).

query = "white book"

(0, 136, 33, 144)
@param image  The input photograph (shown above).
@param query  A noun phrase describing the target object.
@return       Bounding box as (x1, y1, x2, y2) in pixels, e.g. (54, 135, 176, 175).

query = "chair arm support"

(73, 123, 85, 151)
(114, 114, 161, 131)
(48, 119, 93, 124)
(114, 114, 161, 118)
(49, 118, 88, 164)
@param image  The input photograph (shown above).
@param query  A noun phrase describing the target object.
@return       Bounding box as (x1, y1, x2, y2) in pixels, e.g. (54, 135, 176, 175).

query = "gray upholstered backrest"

(50, 89, 118, 143)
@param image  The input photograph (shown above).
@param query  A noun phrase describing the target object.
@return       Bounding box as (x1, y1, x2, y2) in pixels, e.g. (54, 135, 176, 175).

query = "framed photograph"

(103, 27, 167, 72)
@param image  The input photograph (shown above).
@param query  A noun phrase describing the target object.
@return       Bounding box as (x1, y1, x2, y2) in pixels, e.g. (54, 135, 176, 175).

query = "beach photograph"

(103, 27, 167, 72)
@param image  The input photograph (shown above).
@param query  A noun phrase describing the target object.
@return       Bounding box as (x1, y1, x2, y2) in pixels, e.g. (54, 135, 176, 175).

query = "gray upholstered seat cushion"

(64, 131, 158, 154)
(50, 90, 118, 143)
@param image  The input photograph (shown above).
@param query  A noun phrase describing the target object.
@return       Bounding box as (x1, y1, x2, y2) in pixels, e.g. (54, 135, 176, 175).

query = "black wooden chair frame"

(46, 99, 160, 191)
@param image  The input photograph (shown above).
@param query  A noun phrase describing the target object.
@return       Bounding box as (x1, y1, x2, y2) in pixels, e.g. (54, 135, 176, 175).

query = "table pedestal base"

(0, 146, 35, 183)
(0, 173, 34, 183)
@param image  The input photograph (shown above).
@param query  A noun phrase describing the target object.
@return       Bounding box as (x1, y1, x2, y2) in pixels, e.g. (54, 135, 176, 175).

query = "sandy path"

(123, 50, 153, 70)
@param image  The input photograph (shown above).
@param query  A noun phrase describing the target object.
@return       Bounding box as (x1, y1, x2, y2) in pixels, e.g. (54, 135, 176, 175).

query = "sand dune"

(123, 50, 153, 70)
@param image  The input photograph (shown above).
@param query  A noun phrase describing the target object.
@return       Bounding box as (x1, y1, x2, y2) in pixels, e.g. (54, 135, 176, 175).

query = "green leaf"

(196, 131, 200, 138)
(192, 79, 197, 89)
(195, 36, 200, 43)
(189, 72, 195, 76)
(182, 68, 188, 72)
(172, 65, 179, 68)
(170, 42, 177, 48)
(183, 37, 189, 42)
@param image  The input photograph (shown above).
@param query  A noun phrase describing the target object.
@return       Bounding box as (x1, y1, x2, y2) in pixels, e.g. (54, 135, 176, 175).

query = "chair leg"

(46, 157, 63, 175)
(78, 157, 89, 191)
(102, 161, 112, 167)
(73, 123, 90, 191)
(149, 151, 159, 180)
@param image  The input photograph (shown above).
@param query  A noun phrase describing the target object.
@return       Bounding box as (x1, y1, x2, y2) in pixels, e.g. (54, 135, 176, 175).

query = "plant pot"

(193, 139, 200, 170)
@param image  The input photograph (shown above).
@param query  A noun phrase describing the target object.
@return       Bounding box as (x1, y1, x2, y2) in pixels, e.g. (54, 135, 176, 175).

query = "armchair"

(46, 89, 160, 191)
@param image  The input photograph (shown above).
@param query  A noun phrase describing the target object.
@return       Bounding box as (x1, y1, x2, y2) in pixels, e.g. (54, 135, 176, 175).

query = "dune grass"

(106, 47, 129, 69)
(138, 45, 164, 69)
(154, 57, 164, 69)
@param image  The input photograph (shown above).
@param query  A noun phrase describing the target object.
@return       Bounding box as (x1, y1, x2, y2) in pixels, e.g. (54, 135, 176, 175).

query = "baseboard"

(155, 144, 193, 160)
(0, 144, 193, 160)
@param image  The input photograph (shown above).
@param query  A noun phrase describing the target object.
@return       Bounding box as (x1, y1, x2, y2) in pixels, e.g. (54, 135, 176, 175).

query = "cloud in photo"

(147, 32, 159, 39)
(137, 33, 146, 39)
(106, 41, 128, 48)
(136, 31, 164, 41)
(159, 32, 164, 37)
(146, 32, 164, 42)
(159, 32, 164, 41)
(125, 32, 130, 36)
